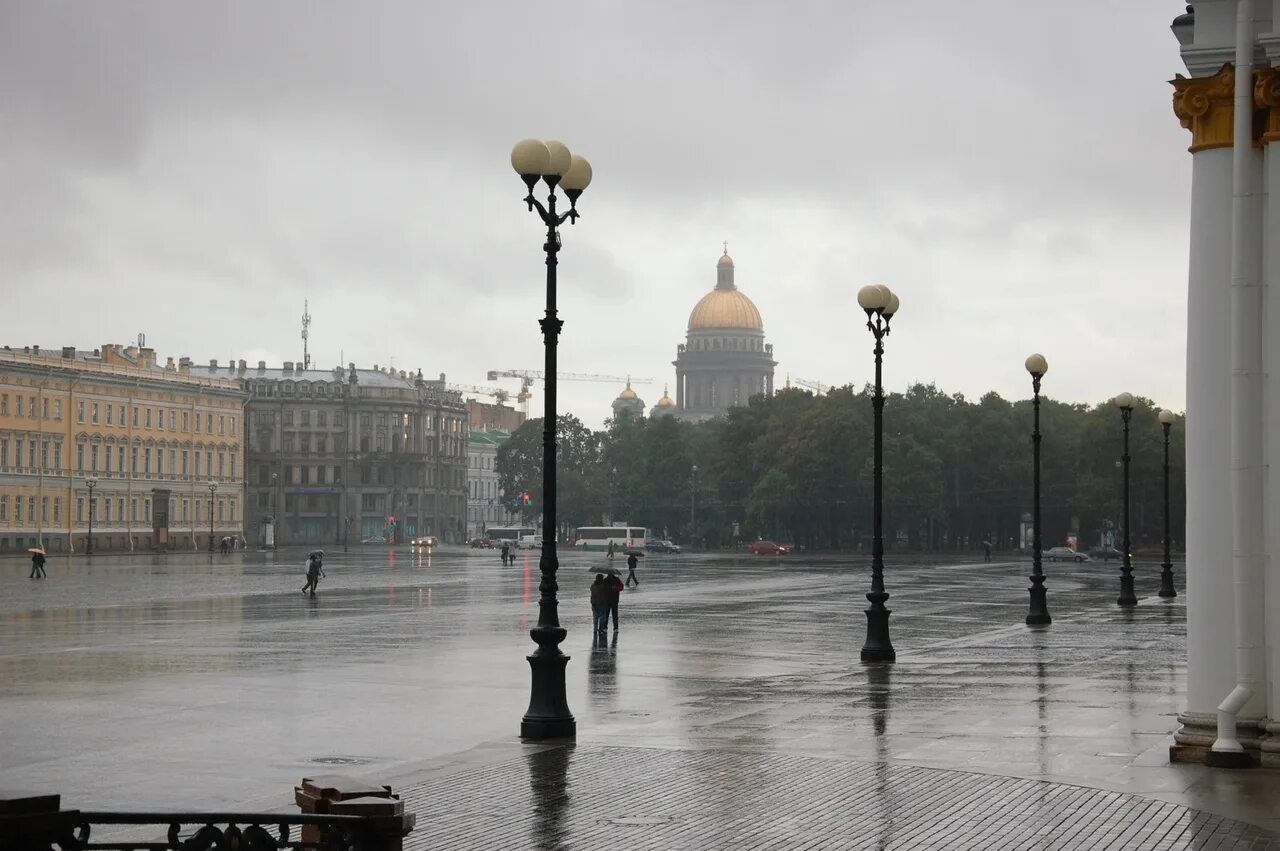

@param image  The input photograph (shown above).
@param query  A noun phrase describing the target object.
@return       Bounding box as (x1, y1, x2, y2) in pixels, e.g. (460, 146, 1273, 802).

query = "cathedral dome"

(688, 248, 764, 331)
(655, 387, 675, 407)
(688, 290, 764, 331)
(618, 384, 639, 400)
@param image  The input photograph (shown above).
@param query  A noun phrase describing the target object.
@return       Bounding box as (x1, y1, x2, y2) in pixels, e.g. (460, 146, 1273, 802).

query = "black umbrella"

(624, 549, 645, 557)
(587, 565, 624, 577)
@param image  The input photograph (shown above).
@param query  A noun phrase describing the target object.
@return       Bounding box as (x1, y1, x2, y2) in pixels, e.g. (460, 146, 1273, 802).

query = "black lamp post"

(690, 465, 698, 543)
(1114, 393, 1137, 607)
(1025, 354, 1051, 625)
(270, 472, 279, 550)
(857, 283, 899, 664)
(207, 481, 217, 553)
(85, 476, 98, 556)
(511, 138, 593, 740)
(1158, 409, 1177, 598)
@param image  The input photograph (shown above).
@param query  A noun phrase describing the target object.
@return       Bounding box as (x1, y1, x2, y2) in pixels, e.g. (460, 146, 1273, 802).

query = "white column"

(1177, 145, 1239, 753)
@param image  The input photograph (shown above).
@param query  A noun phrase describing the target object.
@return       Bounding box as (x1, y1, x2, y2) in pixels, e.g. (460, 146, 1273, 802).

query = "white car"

(1044, 546, 1088, 562)
(411, 535, 438, 549)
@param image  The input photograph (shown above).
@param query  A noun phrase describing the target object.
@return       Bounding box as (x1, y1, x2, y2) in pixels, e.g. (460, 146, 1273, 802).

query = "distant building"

(0, 343, 247, 554)
(188, 360, 468, 546)
(467, 398, 524, 432)
(610, 380, 646, 420)
(672, 249, 776, 421)
(467, 429, 518, 539)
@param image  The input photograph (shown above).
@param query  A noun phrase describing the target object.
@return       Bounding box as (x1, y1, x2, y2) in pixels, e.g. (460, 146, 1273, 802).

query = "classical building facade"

(189, 360, 468, 546)
(610, 381, 645, 420)
(0, 344, 247, 554)
(672, 250, 776, 421)
(651, 386, 676, 419)
(467, 429, 518, 539)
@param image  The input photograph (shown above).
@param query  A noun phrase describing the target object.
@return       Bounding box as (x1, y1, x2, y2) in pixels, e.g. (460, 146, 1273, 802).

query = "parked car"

(411, 535, 438, 549)
(1088, 545, 1124, 561)
(360, 536, 387, 545)
(647, 539, 682, 554)
(469, 537, 494, 549)
(750, 540, 789, 555)
(517, 534, 543, 549)
(1044, 546, 1088, 562)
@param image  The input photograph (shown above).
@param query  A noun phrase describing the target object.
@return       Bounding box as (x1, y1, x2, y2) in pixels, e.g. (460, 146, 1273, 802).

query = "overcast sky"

(1, 1, 1192, 429)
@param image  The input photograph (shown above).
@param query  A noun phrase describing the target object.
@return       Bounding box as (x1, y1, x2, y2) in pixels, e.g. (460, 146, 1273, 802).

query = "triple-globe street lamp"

(1158, 409, 1177, 598)
(1114, 392, 1137, 607)
(510, 138, 593, 740)
(207, 481, 217, 553)
(857, 283, 900, 664)
(1025, 354, 1051, 625)
(85, 476, 98, 556)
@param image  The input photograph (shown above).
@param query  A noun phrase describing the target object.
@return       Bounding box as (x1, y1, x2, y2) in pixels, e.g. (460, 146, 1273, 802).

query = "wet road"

(2, 544, 1274, 834)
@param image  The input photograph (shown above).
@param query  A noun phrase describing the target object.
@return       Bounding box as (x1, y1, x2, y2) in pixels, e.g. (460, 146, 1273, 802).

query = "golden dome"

(656, 387, 675, 406)
(688, 289, 764, 331)
(717, 253, 734, 267)
(618, 381, 638, 400)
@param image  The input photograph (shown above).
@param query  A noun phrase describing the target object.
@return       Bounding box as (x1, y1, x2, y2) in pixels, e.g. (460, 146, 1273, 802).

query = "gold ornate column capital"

(1172, 63, 1237, 153)
(1254, 67, 1280, 144)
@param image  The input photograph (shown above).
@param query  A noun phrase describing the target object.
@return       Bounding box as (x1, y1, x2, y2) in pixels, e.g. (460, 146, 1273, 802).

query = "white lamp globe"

(1025, 353, 1048, 377)
(511, 139, 551, 176)
(857, 284, 887, 312)
(1114, 392, 1135, 410)
(543, 140, 572, 177)
(1158, 409, 1176, 426)
(561, 155, 593, 192)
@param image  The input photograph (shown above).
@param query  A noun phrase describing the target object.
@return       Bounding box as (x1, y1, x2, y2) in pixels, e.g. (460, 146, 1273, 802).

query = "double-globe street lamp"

(1114, 392, 1137, 607)
(510, 138, 593, 740)
(1025, 354, 1051, 625)
(857, 283, 900, 664)
(1158, 409, 1177, 598)
(85, 476, 98, 556)
(207, 481, 217, 553)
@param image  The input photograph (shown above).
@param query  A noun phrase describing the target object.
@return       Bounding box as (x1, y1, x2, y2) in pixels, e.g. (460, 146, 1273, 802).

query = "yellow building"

(0, 344, 247, 554)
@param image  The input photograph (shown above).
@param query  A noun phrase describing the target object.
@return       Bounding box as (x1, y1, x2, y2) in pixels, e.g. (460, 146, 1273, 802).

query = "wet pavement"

(3, 545, 1280, 847)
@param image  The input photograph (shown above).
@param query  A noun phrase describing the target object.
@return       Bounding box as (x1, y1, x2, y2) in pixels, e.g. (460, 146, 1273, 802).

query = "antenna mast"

(301, 299, 312, 370)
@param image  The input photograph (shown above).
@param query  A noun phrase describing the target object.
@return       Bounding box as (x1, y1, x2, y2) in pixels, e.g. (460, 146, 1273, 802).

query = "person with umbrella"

(625, 550, 642, 588)
(28, 548, 46, 579)
(589, 573, 610, 634)
(302, 550, 325, 597)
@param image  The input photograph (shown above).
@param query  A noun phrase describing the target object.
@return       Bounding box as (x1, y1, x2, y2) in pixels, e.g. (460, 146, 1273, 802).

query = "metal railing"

(4, 809, 413, 851)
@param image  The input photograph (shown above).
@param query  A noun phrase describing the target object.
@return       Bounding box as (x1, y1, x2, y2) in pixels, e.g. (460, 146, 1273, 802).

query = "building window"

(157, 408, 164, 430)
(206, 451, 213, 475)
(144, 448, 151, 475)
(42, 398, 49, 418)
(104, 498, 111, 523)
(207, 413, 213, 433)
(75, 498, 82, 523)
(318, 411, 327, 427)
(219, 415, 225, 434)
(316, 465, 326, 484)
(131, 498, 138, 522)
(334, 466, 342, 484)
(53, 443, 61, 471)
(182, 451, 189, 476)
(91, 402, 99, 424)
(284, 410, 295, 426)
(15, 397, 23, 418)
(77, 400, 84, 422)
(182, 499, 189, 521)
(89, 444, 97, 472)
(0, 394, 7, 415)
(230, 416, 236, 433)
(41, 497, 48, 523)
(169, 449, 176, 475)
(132, 407, 139, 427)
(182, 411, 189, 432)
(218, 453, 225, 477)
(300, 410, 311, 426)
(27, 441, 35, 468)
(145, 409, 152, 428)
(106, 405, 114, 425)
(169, 411, 176, 430)
(230, 452, 237, 476)
(15, 497, 22, 523)
(283, 434, 294, 452)
(118, 445, 125, 472)
(53, 497, 60, 524)
(0, 495, 7, 521)
(40, 441, 48, 470)
(230, 498, 237, 520)
(144, 497, 151, 520)
(300, 466, 310, 485)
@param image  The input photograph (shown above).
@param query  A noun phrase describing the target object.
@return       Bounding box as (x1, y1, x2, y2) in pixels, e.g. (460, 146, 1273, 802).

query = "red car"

(750, 540, 789, 555)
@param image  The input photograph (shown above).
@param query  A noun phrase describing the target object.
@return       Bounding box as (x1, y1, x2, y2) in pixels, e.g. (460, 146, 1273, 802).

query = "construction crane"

(487, 370, 655, 415)
(446, 383, 511, 406)
(791, 376, 832, 394)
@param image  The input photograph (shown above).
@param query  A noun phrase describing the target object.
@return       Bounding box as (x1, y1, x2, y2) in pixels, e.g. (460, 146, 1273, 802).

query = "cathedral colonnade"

(1171, 0, 1280, 764)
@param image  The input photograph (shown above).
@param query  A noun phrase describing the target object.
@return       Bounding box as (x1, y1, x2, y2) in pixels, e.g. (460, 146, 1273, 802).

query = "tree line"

(494, 383, 1185, 553)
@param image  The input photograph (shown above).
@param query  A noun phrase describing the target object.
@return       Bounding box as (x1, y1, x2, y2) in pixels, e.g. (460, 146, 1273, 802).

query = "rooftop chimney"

(238, 359, 246, 371)
(165, 357, 176, 370)
(61, 347, 75, 359)
(284, 361, 293, 371)
(209, 359, 218, 369)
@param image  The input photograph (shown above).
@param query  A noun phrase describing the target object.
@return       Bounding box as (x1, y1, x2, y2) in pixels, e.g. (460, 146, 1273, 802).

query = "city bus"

(573, 526, 647, 552)
(486, 526, 535, 546)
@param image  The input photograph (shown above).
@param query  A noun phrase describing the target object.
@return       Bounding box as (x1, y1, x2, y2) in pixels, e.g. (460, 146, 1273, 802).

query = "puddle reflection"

(526, 745, 572, 851)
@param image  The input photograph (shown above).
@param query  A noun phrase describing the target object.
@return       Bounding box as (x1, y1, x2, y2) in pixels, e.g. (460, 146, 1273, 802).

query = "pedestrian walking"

(301, 552, 324, 597)
(501, 542, 511, 566)
(606, 541, 615, 560)
(607, 572, 624, 630)
(29, 550, 46, 579)
(625, 552, 639, 588)
(589, 574, 610, 634)
(982, 540, 992, 562)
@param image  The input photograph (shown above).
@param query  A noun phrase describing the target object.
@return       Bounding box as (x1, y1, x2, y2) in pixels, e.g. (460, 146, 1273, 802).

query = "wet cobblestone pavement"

(3, 546, 1280, 848)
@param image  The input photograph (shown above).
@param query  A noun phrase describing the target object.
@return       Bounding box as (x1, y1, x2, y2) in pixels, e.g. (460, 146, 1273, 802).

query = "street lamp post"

(270, 472, 278, 550)
(85, 476, 98, 556)
(1025, 354, 1051, 625)
(1114, 393, 1137, 607)
(690, 465, 698, 543)
(857, 283, 900, 664)
(511, 138, 592, 740)
(1158, 409, 1177, 598)
(207, 481, 217, 552)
